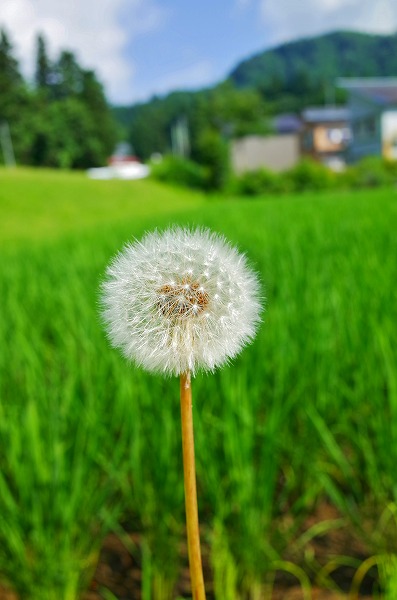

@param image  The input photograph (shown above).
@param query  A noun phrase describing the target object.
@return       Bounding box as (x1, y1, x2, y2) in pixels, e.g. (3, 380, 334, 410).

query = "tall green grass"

(0, 167, 205, 245)
(1, 168, 397, 598)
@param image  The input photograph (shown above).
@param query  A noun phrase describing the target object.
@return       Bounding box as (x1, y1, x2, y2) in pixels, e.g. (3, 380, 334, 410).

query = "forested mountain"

(229, 30, 397, 91)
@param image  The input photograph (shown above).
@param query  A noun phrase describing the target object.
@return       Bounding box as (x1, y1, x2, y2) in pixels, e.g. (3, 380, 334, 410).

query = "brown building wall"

(301, 122, 349, 158)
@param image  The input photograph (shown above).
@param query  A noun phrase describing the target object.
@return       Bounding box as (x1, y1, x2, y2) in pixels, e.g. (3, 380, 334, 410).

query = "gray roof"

(302, 106, 350, 123)
(338, 78, 397, 105)
(273, 113, 302, 133)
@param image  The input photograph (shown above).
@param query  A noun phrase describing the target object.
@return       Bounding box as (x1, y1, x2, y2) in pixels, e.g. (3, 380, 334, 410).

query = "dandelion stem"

(180, 371, 206, 600)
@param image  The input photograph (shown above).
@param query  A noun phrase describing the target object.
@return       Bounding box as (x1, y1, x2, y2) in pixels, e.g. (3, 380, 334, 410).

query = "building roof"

(338, 78, 397, 105)
(273, 113, 302, 134)
(301, 106, 350, 124)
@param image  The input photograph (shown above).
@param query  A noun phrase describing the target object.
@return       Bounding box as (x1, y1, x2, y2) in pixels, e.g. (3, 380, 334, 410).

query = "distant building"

(231, 108, 352, 174)
(300, 106, 351, 169)
(231, 134, 300, 174)
(338, 77, 397, 162)
(108, 142, 140, 169)
(87, 143, 150, 180)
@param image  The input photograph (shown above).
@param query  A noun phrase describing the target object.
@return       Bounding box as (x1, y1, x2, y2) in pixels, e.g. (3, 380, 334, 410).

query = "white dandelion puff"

(100, 226, 263, 376)
(100, 226, 264, 598)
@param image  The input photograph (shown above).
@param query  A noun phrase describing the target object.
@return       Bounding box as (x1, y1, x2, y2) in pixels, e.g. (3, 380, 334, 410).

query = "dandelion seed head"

(101, 227, 263, 376)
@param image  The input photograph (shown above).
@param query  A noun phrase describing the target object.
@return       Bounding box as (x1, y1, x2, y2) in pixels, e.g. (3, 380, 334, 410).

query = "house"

(87, 142, 150, 180)
(231, 107, 352, 174)
(300, 106, 351, 169)
(338, 78, 397, 162)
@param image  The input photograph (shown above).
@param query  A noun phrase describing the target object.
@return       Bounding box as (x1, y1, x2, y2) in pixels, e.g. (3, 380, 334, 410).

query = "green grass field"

(1, 167, 397, 599)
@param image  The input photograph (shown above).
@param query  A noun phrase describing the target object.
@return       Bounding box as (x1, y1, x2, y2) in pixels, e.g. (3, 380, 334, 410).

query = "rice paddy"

(1, 167, 397, 599)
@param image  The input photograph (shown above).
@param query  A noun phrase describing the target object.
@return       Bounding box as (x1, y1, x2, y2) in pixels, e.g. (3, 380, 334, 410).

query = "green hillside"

(0, 167, 205, 245)
(229, 30, 397, 91)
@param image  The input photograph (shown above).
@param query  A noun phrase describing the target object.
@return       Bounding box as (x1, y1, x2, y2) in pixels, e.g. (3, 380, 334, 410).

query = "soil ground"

(0, 504, 376, 599)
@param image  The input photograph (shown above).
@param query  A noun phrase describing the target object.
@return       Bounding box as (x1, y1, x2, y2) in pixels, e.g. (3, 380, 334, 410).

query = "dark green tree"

(30, 49, 116, 167)
(34, 34, 52, 92)
(0, 28, 35, 165)
(129, 100, 173, 159)
(80, 70, 117, 156)
(193, 127, 230, 191)
(52, 51, 83, 99)
(79, 70, 117, 164)
(0, 28, 23, 119)
(0, 28, 117, 168)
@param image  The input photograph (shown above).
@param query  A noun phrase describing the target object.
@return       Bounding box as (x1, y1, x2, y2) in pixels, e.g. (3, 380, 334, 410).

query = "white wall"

(231, 134, 300, 174)
(381, 110, 397, 160)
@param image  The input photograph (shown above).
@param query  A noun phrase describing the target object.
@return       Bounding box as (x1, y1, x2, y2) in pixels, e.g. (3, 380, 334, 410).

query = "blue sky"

(121, 1, 270, 101)
(1, 0, 397, 105)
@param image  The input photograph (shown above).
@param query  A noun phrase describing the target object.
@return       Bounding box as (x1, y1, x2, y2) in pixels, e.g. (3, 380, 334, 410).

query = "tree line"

(112, 81, 274, 190)
(0, 29, 117, 168)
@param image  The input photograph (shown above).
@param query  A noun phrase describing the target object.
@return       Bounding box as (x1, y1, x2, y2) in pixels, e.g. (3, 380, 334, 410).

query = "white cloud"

(132, 60, 215, 102)
(154, 60, 215, 93)
(0, 0, 166, 104)
(259, 0, 397, 46)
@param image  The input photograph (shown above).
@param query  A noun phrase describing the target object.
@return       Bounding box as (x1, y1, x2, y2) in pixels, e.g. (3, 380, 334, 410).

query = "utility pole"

(171, 116, 190, 158)
(0, 120, 16, 167)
